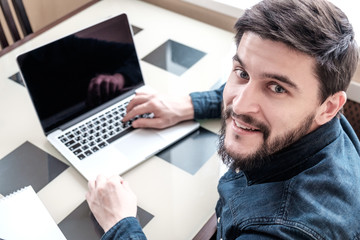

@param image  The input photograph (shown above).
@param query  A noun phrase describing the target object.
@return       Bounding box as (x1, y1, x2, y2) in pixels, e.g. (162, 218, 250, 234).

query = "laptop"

(17, 13, 199, 181)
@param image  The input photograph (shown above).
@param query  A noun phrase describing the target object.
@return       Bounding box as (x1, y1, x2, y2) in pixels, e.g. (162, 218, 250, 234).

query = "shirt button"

(217, 217, 221, 223)
(235, 168, 240, 174)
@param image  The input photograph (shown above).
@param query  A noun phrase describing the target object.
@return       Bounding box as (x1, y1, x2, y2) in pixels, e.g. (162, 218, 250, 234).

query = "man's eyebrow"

(232, 54, 243, 65)
(262, 73, 299, 90)
(233, 53, 299, 91)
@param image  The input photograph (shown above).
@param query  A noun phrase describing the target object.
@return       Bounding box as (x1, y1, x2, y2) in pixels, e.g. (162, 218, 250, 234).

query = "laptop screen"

(17, 14, 144, 134)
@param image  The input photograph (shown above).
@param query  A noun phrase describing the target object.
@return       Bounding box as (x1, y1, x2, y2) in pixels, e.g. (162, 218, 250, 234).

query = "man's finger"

(126, 95, 151, 113)
(88, 179, 96, 191)
(123, 101, 154, 122)
(95, 174, 107, 189)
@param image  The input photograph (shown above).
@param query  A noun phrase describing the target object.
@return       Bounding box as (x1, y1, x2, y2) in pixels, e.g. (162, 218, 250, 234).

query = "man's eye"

(269, 84, 286, 94)
(235, 69, 249, 80)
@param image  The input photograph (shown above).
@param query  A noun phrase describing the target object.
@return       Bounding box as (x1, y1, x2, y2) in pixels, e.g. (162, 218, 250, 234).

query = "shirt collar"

(242, 116, 341, 185)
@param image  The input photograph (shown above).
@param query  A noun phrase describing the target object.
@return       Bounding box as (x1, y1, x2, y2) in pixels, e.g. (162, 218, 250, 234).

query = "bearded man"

(87, 0, 360, 239)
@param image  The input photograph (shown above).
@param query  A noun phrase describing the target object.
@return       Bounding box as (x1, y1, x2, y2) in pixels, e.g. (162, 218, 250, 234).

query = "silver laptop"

(17, 14, 199, 180)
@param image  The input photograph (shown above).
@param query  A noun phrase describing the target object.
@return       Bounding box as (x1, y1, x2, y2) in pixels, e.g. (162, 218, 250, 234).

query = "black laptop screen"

(17, 14, 144, 134)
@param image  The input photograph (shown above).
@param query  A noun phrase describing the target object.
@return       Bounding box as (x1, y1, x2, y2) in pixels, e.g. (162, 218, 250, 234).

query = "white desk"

(0, 0, 234, 239)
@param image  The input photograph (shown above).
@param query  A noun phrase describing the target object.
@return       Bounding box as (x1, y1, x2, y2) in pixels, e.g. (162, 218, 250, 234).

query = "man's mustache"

(223, 106, 270, 141)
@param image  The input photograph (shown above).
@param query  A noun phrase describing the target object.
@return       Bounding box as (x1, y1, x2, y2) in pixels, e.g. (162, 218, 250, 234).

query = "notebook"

(17, 14, 199, 181)
(0, 186, 67, 240)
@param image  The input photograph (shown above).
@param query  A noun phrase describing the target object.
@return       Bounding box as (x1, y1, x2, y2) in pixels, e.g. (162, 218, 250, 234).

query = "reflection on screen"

(18, 14, 144, 133)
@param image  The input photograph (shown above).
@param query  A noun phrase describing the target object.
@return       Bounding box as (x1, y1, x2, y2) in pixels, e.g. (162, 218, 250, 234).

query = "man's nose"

(232, 82, 261, 114)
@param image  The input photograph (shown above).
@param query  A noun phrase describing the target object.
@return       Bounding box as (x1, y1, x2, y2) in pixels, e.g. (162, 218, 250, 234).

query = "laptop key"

(107, 127, 133, 144)
(75, 136, 81, 141)
(73, 148, 82, 155)
(69, 143, 81, 151)
(84, 150, 92, 156)
(67, 133, 75, 139)
(65, 140, 75, 147)
(74, 130, 82, 136)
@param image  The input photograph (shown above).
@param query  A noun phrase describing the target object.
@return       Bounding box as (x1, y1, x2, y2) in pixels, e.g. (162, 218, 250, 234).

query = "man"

(86, 0, 360, 239)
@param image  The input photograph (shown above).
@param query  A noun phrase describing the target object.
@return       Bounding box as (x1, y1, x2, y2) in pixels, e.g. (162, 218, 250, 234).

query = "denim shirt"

(216, 115, 360, 240)
(101, 217, 146, 240)
(190, 83, 225, 119)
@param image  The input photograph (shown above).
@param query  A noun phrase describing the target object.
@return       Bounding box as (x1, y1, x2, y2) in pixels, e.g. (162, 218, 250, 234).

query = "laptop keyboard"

(58, 101, 152, 160)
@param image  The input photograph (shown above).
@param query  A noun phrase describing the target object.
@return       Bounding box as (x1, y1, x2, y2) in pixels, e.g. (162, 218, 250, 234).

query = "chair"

(0, 0, 31, 53)
(0, 19, 9, 48)
(11, 0, 32, 36)
(0, 0, 99, 56)
(0, 0, 21, 42)
(343, 99, 360, 140)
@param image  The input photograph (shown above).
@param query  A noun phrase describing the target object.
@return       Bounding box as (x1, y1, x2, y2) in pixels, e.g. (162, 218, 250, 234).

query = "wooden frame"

(193, 213, 217, 240)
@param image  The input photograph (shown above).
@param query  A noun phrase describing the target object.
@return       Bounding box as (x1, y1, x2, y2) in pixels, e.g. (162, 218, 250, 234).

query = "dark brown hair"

(234, 0, 359, 103)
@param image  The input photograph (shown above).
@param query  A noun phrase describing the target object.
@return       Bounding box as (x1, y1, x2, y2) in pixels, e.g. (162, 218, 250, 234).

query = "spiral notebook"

(0, 186, 66, 240)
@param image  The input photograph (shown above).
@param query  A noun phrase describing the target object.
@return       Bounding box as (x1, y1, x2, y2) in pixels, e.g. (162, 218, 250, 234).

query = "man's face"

(220, 32, 323, 170)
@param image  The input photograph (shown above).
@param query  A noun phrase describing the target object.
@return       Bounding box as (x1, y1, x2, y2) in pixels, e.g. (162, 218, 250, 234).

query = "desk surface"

(0, 0, 234, 239)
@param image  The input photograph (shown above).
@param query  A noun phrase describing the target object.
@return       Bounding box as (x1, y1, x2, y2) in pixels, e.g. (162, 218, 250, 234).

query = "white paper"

(0, 186, 67, 240)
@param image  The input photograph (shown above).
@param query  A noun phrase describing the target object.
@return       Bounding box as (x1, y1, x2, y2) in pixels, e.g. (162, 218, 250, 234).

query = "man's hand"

(123, 92, 195, 129)
(86, 175, 137, 233)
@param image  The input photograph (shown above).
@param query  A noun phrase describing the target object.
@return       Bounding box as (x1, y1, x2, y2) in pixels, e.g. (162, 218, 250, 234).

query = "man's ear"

(315, 91, 347, 125)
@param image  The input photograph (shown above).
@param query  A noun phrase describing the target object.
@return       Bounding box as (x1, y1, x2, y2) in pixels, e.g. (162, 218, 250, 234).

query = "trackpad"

(113, 129, 166, 162)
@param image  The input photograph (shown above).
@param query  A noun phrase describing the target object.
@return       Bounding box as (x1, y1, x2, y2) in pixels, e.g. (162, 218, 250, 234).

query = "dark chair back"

(11, 0, 33, 35)
(0, 0, 99, 56)
(0, 0, 32, 51)
(0, 0, 21, 42)
(0, 19, 9, 48)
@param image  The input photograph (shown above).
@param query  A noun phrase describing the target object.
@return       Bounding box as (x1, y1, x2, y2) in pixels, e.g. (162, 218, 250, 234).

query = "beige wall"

(23, 0, 94, 32)
(141, 0, 237, 32)
(353, 62, 360, 84)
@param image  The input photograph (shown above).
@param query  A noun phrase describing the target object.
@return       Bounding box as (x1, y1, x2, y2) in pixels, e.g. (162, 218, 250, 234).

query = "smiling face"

(219, 32, 326, 170)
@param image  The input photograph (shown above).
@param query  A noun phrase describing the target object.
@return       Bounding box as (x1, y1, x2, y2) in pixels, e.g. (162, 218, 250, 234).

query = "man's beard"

(218, 106, 315, 171)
